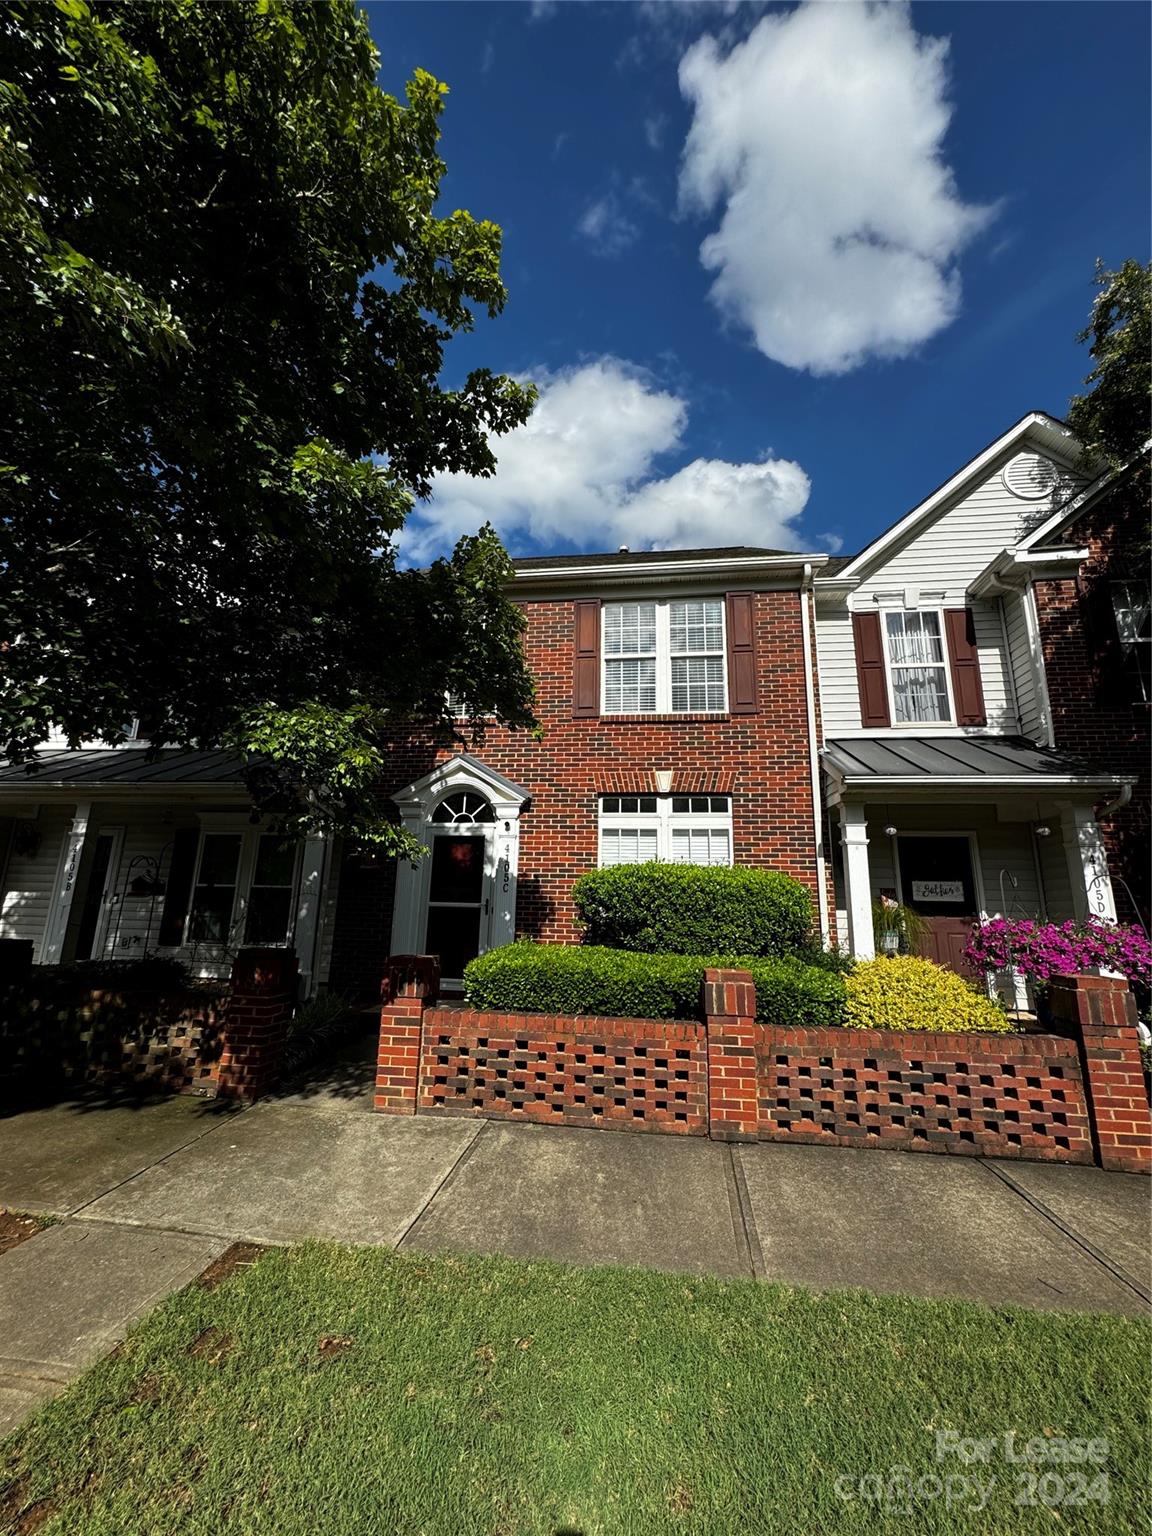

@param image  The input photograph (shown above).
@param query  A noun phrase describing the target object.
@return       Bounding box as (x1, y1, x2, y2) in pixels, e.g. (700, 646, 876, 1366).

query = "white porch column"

(839, 802, 875, 960)
(41, 801, 94, 964)
(1061, 804, 1118, 923)
(292, 835, 330, 996)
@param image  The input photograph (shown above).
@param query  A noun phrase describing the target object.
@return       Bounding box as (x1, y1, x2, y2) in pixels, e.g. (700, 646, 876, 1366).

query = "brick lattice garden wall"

(418, 1008, 707, 1134)
(759, 1025, 1092, 1162)
(0, 977, 225, 1095)
(378, 958, 1148, 1170)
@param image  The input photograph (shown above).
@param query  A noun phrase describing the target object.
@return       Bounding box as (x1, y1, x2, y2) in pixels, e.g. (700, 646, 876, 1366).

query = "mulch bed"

(196, 1241, 266, 1292)
(0, 1210, 49, 1258)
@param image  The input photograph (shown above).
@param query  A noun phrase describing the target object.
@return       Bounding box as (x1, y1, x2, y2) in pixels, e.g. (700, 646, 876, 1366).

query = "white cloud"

(678, 1, 993, 375)
(403, 359, 814, 561)
(577, 192, 640, 257)
(643, 113, 666, 150)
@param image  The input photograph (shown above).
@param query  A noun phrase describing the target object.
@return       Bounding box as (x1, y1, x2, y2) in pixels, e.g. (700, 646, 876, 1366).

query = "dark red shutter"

(852, 611, 891, 727)
(572, 599, 601, 718)
(158, 827, 199, 947)
(944, 608, 987, 726)
(725, 592, 757, 714)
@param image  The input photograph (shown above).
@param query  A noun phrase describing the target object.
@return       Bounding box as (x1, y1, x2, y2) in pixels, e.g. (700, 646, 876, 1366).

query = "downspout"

(1097, 782, 1133, 820)
(800, 565, 831, 945)
(1021, 580, 1056, 748)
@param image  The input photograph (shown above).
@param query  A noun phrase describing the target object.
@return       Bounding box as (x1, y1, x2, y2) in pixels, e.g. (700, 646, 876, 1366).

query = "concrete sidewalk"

(1, 1071, 1149, 1433)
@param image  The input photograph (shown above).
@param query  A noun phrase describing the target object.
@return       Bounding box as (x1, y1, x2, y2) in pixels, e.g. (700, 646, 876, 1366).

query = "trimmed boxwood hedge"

(462, 943, 846, 1029)
(572, 862, 814, 958)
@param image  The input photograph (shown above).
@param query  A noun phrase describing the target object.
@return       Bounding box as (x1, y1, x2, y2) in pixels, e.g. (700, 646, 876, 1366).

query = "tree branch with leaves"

(0, 0, 536, 853)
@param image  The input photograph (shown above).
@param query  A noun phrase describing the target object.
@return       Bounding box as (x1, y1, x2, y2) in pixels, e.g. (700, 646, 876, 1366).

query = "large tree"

(0, 0, 536, 850)
(1067, 258, 1150, 469)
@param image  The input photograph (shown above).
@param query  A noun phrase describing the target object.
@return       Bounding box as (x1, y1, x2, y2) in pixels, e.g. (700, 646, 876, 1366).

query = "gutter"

(832, 774, 1134, 792)
(512, 553, 827, 589)
(800, 563, 831, 945)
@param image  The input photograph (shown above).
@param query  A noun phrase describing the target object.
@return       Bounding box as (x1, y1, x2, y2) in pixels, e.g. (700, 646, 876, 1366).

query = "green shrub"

(845, 956, 1013, 1034)
(463, 943, 845, 1030)
(572, 862, 814, 957)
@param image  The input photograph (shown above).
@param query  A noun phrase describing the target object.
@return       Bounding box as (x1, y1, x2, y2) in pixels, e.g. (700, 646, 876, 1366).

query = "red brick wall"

(330, 587, 820, 996)
(417, 1007, 707, 1133)
(378, 989, 1097, 1165)
(1033, 479, 1150, 928)
(760, 1024, 1092, 1162)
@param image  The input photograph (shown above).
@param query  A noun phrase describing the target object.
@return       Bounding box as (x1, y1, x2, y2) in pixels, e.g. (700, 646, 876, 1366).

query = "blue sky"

(366, 1, 1150, 562)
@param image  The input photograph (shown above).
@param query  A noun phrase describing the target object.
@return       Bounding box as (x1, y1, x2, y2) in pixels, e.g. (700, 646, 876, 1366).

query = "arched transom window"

(431, 790, 495, 825)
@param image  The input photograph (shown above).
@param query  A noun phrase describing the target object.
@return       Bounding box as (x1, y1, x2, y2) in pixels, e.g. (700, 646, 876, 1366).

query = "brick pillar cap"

(383, 954, 441, 1003)
(1048, 973, 1129, 992)
(230, 947, 299, 993)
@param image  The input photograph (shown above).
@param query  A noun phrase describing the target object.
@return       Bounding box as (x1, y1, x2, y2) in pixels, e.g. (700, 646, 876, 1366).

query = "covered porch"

(824, 735, 1134, 1004)
(0, 750, 339, 997)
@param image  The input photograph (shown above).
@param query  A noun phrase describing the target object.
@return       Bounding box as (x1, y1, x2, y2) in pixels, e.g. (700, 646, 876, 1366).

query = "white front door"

(390, 762, 527, 978)
(74, 826, 124, 961)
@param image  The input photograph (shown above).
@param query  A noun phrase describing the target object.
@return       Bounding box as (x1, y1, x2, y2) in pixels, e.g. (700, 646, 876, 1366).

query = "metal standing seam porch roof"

(823, 735, 1132, 791)
(0, 748, 248, 788)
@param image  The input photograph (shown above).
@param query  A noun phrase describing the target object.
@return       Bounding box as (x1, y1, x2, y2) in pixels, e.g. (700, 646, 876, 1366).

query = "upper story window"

(884, 610, 953, 724)
(598, 794, 732, 867)
(602, 599, 727, 715)
(1112, 580, 1151, 704)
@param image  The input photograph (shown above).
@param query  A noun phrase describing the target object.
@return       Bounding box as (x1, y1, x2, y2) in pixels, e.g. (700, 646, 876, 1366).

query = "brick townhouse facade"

(328, 548, 828, 996)
(0, 418, 1144, 1006)
(1031, 460, 1151, 929)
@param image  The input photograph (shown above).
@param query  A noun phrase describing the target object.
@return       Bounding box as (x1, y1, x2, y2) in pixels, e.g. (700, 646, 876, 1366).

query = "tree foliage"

(1067, 258, 1151, 468)
(0, 0, 536, 849)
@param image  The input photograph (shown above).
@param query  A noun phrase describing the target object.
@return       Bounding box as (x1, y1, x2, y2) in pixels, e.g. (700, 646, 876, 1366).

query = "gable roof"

(1015, 447, 1149, 552)
(822, 412, 1084, 584)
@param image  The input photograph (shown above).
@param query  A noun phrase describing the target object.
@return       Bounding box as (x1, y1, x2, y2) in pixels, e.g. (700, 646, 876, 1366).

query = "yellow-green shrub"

(844, 955, 1013, 1034)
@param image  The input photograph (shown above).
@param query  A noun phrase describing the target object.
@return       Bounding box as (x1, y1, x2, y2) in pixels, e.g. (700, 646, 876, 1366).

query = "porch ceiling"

(823, 735, 1132, 796)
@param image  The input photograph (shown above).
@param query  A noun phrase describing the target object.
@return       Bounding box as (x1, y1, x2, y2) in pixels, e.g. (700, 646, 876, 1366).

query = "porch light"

(1034, 825, 1052, 838)
(883, 825, 898, 838)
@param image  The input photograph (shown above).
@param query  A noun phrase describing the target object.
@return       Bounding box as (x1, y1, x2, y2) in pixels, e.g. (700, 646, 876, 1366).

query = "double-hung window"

(187, 834, 243, 943)
(884, 610, 952, 724)
(184, 829, 300, 948)
(598, 795, 732, 867)
(603, 604, 658, 713)
(1111, 580, 1151, 703)
(602, 599, 726, 714)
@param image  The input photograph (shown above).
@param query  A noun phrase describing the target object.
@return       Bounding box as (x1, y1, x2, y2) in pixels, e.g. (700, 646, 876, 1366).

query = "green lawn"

(2, 1243, 1148, 1535)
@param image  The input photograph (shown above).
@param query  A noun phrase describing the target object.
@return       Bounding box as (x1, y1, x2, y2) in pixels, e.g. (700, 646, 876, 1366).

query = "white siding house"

(814, 412, 1133, 995)
(0, 750, 339, 997)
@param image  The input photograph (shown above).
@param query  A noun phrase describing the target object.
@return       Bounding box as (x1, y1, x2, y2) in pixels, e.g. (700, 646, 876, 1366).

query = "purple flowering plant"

(964, 917, 1152, 986)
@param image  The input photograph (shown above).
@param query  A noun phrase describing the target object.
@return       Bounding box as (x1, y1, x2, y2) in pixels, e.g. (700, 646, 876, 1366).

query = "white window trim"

(882, 607, 957, 728)
(597, 795, 734, 867)
(601, 599, 728, 715)
(182, 823, 302, 951)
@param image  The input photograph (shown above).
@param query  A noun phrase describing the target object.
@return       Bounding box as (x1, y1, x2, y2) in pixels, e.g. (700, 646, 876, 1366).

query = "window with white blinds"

(598, 795, 733, 867)
(602, 600, 726, 714)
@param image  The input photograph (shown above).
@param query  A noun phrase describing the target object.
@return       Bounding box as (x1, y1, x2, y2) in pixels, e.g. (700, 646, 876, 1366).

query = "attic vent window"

(1002, 452, 1058, 500)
